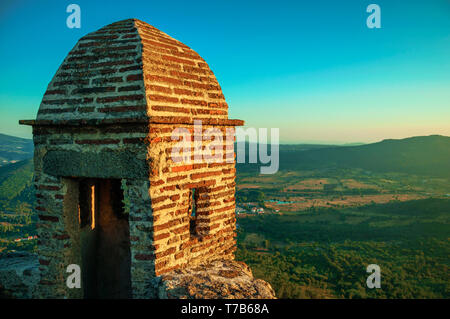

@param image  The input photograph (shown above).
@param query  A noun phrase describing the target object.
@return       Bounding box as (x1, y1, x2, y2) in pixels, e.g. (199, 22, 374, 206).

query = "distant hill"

(0, 134, 33, 166)
(0, 133, 35, 209)
(0, 159, 34, 210)
(236, 142, 340, 152)
(238, 135, 450, 177)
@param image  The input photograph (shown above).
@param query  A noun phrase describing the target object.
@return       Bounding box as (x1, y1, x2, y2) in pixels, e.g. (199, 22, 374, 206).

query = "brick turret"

(20, 18, 246, 299)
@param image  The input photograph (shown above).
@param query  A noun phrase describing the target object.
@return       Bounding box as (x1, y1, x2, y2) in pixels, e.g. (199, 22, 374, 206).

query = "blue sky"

(0, 0, 449, 143)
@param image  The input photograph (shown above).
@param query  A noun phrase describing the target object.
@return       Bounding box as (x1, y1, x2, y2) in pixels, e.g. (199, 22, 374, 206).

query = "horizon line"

(1, 131, 448, 146)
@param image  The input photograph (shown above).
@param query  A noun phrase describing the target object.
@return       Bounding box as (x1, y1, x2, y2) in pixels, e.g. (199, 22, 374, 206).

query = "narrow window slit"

(188, 188, 198, 237)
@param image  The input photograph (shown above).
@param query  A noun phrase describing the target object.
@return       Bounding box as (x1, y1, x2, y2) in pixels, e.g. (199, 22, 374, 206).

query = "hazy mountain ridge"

(286, 135, 450, 177)
(0, 134, 33, 166)
(238, 135, 450, 177)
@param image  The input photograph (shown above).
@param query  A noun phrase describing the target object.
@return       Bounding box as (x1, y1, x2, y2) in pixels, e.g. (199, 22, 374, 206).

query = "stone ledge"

(151, 259, 276, 299)
(19, 117, 244, 127)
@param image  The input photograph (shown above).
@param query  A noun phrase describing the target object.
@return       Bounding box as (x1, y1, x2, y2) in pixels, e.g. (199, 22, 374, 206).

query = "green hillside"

(0, 159, 34, 211)
(238, 135, 450, 177)
(237, 198, 450, 298)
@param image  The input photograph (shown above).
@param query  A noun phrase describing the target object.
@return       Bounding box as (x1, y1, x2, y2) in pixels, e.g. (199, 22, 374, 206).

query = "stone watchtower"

(19, 19, 251, 299)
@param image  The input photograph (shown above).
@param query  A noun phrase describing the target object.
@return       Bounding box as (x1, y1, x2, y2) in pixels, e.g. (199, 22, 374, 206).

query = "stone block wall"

(32, 123, 152, 298)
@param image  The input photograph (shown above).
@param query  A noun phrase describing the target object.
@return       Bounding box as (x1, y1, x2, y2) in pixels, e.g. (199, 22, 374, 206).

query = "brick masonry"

(36, 18, 231, 123)
(20, 18, 244, 299)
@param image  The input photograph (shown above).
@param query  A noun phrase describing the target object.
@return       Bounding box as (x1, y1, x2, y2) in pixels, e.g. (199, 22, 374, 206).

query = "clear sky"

(0, 0, 449, 143)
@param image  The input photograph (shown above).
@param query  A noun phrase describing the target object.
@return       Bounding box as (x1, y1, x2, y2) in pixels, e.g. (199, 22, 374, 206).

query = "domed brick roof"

(34, 19, 241, 126)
